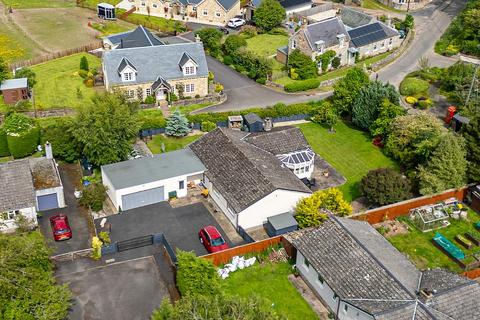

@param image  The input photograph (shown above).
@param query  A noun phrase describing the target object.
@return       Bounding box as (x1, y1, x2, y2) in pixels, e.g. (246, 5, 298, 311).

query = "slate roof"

(101, 149, 205, 190)
(243, 113, 262, 125)
(104, 25, 164, 49)
(0, 160, 36, 212)
(117, 57, 137, 74)
(178, 0, 239, 10)
(348, 21, 399, 48)
(303, 17, 350, 49)
(0, 78, 28, 90)
(178, 52, 197, 67)
(103, 42, 208, 86)
(244, 126, 309, 155)
(338, 6, 374, 28)
(189, 128, 311, 213)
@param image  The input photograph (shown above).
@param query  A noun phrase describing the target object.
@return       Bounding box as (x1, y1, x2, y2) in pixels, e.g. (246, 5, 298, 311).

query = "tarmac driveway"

(95, 202, 234, 255)
(57, 256, 167, 320)
(38, 164, 92, 255)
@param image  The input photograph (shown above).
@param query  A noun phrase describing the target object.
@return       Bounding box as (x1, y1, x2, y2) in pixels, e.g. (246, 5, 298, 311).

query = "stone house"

(348, 21, 401, 59)
(102, 42, 209, 102)
(287, 17, 354, 69)
(131, 0, 241, 25)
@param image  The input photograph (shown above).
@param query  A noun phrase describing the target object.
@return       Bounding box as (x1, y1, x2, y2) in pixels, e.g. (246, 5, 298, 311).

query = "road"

(165, 0, 466, 112)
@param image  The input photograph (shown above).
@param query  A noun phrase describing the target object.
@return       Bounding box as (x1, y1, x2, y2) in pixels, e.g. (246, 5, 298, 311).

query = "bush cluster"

(284, 79, 320, 92)
(0, 127, 9, 157)
(79, 183, 107, 211)
(3, 113, 39, 158)
(360, 168, 412, 206)
(399, 77, 430, 96)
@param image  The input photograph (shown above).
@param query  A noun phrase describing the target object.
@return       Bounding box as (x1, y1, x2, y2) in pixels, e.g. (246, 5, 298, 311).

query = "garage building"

(102, 149, 205, 211)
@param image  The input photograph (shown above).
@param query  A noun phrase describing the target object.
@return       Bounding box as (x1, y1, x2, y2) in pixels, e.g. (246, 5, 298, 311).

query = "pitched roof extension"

(0, 78, 28, 90)
(105, 25, 164, 49)
(244, 126, 310, 155)
(189, 127, 311, 213)
(339, 6, 374, 28)
(348, 21, 399, 48)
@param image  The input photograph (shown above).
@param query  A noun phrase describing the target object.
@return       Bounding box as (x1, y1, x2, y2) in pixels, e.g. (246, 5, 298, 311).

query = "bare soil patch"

(373, 220, 409, 238)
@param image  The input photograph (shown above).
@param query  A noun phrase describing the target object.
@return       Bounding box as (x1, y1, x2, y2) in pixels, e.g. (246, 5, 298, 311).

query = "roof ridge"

(139, 25, 154, 46)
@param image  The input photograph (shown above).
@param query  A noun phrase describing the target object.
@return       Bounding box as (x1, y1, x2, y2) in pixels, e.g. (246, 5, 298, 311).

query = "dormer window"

(315, 40, 325, 53)
(184, 66, 196, 75)
(117, 57, 137, 82)
(179, 52, 198, 76)
(123, 72, 133, 81)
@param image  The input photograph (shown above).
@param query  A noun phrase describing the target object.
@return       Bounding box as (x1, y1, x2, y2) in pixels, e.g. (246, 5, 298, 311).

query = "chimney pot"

(45, 141, 53, 160)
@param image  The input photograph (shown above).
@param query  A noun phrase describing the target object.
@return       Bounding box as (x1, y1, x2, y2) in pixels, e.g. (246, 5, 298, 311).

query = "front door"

(156, 89, 166, 101)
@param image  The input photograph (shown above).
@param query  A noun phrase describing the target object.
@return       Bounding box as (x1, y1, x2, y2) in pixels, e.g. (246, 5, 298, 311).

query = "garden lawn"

(117, 10, 186, 33)
(275, 52, 390, 87)
(175, 103, 213, 114)
(147, 134, 202, 154)
(361, 0, 404, 13)
(31, 53, 102, 110)
(81, 0, 121, 8)
(388, 210, 480, 273)
(221, 262, 317, 320)
(1, 0, 74, 8)
(298, 122, 398, 202)
(245, 34, 289, 57)
(90, 21, 133, 36)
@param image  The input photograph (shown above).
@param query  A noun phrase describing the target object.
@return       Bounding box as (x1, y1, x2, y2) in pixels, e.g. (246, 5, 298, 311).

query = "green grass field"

(81, 0, 121, 7)
(31, 53, 102, 110)
(147, 134, 202, 154)
(221, 262, 317, 320)
(245, 34, 289, 57)
(117, 10, 186, 33)
(275, 52, 390, 87)
(298, 122, 398, 202)
(90, 21, 132, 36)
(388, 210, 480, 273)
(361, 0, 404, 13)
(1, 0, 74, 8)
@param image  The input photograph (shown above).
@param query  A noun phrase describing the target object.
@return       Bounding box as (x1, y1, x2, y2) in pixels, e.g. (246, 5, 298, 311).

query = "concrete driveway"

(38, 164, 92, 255)
(57, 256, 167, 320)
(95, 202, 235, 255)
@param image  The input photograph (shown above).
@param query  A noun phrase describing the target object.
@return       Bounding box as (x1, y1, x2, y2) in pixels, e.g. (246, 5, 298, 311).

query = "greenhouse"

(409, 204, 450, 232)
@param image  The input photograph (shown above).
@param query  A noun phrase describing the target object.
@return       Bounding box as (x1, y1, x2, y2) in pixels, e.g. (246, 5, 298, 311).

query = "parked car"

(227, 18, 246, 29)
(50, 214, 72, 241)
(219, 26, 230, 34)
(199, 226, 229, 253)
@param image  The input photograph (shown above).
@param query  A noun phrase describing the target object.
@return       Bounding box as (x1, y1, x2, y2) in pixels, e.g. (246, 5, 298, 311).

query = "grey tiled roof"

(426, 282, 480, 320)
(288, 216, 413, 315)
(419, 269, 472, 295)
(178, 0, 238, 10)
(189, 128, 311, 213)
(304, 17, 350, 49)
(117, 57, 137, 74)
(103, 42, 208, 86)
(348, 21, 399, 48)
(0, 159, 36, 211)
(375, 303, 435, 320)
(178, 52, 196, 67)
(244, 126, 309, 155)
(339, 7, 374, 28)
(105, 26, 164, 48)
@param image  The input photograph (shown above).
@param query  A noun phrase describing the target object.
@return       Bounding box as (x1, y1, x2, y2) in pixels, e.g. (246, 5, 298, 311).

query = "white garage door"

(121, 186, 165, 211)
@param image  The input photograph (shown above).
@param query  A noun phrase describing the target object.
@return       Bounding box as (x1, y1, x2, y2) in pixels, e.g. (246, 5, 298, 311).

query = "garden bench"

(465, 232, 480, 246)
(455, 234, 473, 250)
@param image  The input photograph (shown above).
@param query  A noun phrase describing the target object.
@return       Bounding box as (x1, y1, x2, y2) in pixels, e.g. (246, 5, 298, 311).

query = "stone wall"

(171, 92, 226, 107)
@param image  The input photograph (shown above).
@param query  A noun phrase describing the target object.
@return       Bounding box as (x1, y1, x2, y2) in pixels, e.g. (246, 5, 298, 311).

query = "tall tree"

(15, 67, 37, 88)
(417, 132, 468, 195)
(369, 99, 405, 138)
(287, 49, 317, 80)
(40, 117, 81, 162)
(73, 93, 139, 166)
(254, 0, 285, 32)
(462, 114, 480, 182)
(332, 67, 370, 116)
(79, 55, 89, 71)
(165, 109, 190, 137)
(176, 251, 220, 297)
(195, 28, 223, 57)
(0, 56, 10, 83)
(352, 81, 399, 130)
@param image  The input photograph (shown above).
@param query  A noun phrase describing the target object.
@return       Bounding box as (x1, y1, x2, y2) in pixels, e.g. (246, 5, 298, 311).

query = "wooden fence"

(8, 41, 103, 70)
(351, 186, 470, 225)
(202, 236, 283, 266)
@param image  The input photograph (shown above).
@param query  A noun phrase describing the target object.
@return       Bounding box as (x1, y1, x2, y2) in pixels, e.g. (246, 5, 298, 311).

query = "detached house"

(102, 42, 209, 101)
(286, 216, 480, 319)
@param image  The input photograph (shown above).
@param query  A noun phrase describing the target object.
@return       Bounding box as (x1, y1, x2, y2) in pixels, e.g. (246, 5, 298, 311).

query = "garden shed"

(97, 3, 116, 20)
(228, 115, 243, 130)
(265, 212, 298, 237)
(243, 113, 264, 132)
(409, 204, 449, 232)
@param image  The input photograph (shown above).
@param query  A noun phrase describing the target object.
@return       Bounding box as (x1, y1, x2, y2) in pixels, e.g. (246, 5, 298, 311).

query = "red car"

(50, 214, 72, 241)
(199, 226, 229, 253)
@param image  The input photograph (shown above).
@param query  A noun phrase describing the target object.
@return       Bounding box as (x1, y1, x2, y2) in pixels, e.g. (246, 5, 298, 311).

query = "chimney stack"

(45, 141, 53, 160)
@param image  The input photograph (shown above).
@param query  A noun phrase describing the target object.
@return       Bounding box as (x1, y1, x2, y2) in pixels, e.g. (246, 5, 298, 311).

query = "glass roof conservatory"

(277, 148, 315, 179)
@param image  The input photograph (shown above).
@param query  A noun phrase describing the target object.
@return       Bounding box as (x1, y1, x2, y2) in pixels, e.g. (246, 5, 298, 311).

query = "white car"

(227, 18, 246, 29)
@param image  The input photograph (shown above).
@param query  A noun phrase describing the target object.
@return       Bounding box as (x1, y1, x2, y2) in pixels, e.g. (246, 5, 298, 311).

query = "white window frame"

(179, 180, 185, 190)
(184, 83, 195, 93)
(123, 72, 133, 81)
(146, 88, 152, 96)
(125, 90, 135, 98)
(184, 66, 196, 75)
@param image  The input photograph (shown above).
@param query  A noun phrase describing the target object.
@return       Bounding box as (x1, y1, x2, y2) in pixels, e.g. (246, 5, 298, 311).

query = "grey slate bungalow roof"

(244, 126, 309, 155)
(0, 78, 28, 90)
(252, 0, 310, 10)
(285, 216, 480, 319)
(178, 52, 197, 67)
(104, 25, 164, 49)
(348, 21, 399, 48)
(338, 6, 374, 29)
(0, 160, 36, 212)
(103, 42, 208, 86)
(101, 149, 205, 190)
(303, 17, 350, 49)
(117, 57, 137, 74)
(189, 127, 311, 213)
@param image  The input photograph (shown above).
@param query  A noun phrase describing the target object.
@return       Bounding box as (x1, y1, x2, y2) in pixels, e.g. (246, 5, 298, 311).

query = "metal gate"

(117, 235, 153, 252)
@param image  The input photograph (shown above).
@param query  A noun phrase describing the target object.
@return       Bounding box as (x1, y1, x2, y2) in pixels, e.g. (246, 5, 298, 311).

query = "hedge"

(284, 79, 320, 92)
(399, 77, 430, 96)
(7, 127, 40, 158)
(0, 127, 10, 157)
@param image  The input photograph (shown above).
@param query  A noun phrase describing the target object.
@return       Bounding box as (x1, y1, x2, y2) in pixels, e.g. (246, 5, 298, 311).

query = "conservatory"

(277, 148, 315, 180)
(409, 204, 450, 232)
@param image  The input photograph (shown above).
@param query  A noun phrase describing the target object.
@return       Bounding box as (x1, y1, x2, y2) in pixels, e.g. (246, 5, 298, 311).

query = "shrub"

(4, 113, 39, 158)
(168, 92, 178, 102)
(195, 28, 223, 56)
(176, 251, 220, 296)
(232, 48, 272, 80)
(215, 83, 224, 93)
(256, 77, 266, 85)
(201, 121, 216, 132)
(165, 109, 190, 137)
(287, 49, 317, 79)
(223, 34, 247, 55)
(144, 95, 155, 104)
(79, 183, 107, 211)
(223, 55, 233, 65)
(284, 79, 320, 92)
(417, 99, 433, 109)
(235, 64, 245, 73)
(0, 126, 10, 157)
(98, 231, 111, 245)
(79, 56, 89, 71)
(137, 110, 166, 130)
(208, 71, 215, 82)
(399, 77, 430, 96)
(331, 56, 341, 69)
(316, 50, 336, 72)
(405, 96, 417, 104)
(239, 25, 258, 38)
(39, 117, 81, 162)
(360, 168, 412, 206)
(84, 78, 94, 87)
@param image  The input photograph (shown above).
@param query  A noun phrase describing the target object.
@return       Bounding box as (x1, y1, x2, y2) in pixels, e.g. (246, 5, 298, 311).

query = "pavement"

(37, 163, 93, 255)
(94, 202, 235, 256)
(56, 256, 168, 320)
